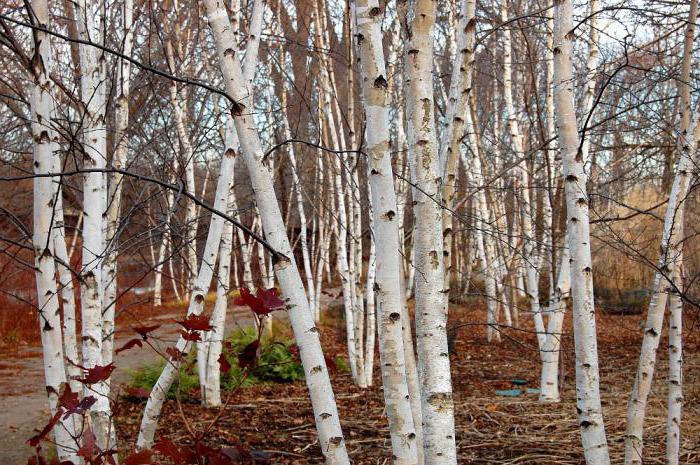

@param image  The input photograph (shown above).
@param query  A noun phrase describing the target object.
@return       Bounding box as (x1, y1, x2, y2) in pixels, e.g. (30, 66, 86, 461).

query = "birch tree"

(353, 0, 420, 461)
(403, 0, 457, 461)
(553, 0, 611, 462)
(624, 3, 698, 462)
(201, 1, 350, 461)
(28, 1, 79, 460)
(74, 0, 112, 447)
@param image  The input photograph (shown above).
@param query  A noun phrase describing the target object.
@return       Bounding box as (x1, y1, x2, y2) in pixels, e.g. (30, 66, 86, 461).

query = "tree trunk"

(202, 2, 351, 461)
(624, 2, 697, 463)
(29, 2, 79, 459)
(403, 0, 457, 461)
(354, 0, 420, 461)
(75, 0, 111, 447)
(553, 0, 611, 461)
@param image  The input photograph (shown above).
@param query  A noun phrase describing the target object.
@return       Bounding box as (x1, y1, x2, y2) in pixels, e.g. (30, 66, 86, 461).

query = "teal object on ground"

(526, 388, 540, 394)
(511, 378, 528, 386)
(495, 389, 522, 397)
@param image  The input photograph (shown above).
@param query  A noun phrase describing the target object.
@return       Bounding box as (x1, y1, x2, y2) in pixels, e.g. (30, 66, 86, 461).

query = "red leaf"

(123, 450, 153, 465)
(132, 324, 161, 340)
(238, 340, 260, 369)
(62, 394, 96, 419)
(325, 355, 337, 373)
(180, 330, 201, 342)
(166, 347, 186, 362)
(27, 411, 62, 447)
(116, 338, 143, 354)
(58, 385, 79, 412)
(234, 288, 268, 315)
(256, 288, 285, 311)
(154, 439, 197, 464)
(288, 344, 300, 361)
(77, 427, 98, 460)
(177, 314, 213, 332)
(218, 353, 231, 374)
(76, 363, 116, 385)
(124, 387, 150, 399)
(153, 439, 179, 462)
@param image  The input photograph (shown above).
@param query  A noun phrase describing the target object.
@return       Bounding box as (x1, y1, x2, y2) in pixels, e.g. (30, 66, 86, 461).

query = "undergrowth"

(128, 327, 307, 398)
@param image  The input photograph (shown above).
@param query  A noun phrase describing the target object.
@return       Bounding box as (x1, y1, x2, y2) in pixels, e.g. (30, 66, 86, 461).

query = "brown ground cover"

(114, 302, 700, 464)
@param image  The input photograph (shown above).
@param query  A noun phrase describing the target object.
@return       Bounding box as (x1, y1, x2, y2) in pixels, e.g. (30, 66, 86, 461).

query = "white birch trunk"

(354, 0, 419, 461)
(138, 135, 235, 447)
(102, 0, 134, 391)
(403, 0, 457, 461)
(75, 0, 111, 446)
(553, 0, 611, 461)
(51, 157, 82, 398)
(624, 2, 697, 462)
(539, 239, 570, 402)
(29, 3, 78, 458)
(364, 193, 377, 386)
(501, 2, 546, 353)
(579, 0, 600, 165)
(624, 109, 699, 465)
(202, 2, 351, 461)
(440, 0, 475, 302)
(201, 121, 238, 407)
(666, 259, 683, 465)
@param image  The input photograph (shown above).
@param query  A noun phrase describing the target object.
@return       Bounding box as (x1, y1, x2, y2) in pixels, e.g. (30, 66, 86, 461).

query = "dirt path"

(0, 305, 260, 464)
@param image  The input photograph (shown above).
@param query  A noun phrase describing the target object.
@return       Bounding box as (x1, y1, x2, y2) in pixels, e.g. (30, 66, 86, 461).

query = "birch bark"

(666, 259, 683, 465)
(354, 0, 419, 461)
(553, 0, 611, 461)
(75, 0, 111, 446)
(138, 134, 235, 447)
(102, 0, 134, 390)
(403, 0, 457, 461)
(202, 1, 350, 461)
(29, 1, 79, 459)
(501, 1, 546, 354)
(624, 3, 697, 463)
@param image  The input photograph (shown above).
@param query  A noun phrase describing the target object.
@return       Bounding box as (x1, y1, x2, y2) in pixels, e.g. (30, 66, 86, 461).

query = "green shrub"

(128, 327, 304, 397)
(223, 327, 305, 383)
(332, 356, 351, 374)
(129, 358, 199, 398)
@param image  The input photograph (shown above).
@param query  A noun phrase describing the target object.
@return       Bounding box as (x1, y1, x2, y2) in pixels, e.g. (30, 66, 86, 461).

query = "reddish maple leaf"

(256, 288, 285, 311)
(76, 363, 116, 385)
(218, 353, 231, 374)
(62, 394, 96, 419)
(77, 427, 98, 461)
(132, 324, 161, 340)
(57, 385, 79, 412)
(234, 288, 285, 316)
(123, 450, 153, 465)
(153, 439, 180, 463)
(234, 288, 266, 315)
(123, 386, 150, 399)
(180, 330, 201, 342)
(166, 347, 186, 362)
(116, 338, 143, 354)
(27, 411, 62, 447)
(177, 314, 214, 332)
(238, 340, 260, 369)
(153, 439, 197, 464)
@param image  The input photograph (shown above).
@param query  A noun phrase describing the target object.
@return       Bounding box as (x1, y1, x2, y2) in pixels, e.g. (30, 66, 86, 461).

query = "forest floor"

(2, 293, 699, 464)
(115, 298, 700, 464)
(0, 299, 258, 464)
